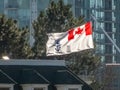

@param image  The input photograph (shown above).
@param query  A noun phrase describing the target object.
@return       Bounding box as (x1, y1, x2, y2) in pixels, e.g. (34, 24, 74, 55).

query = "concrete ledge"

(0, 59, 65, 66)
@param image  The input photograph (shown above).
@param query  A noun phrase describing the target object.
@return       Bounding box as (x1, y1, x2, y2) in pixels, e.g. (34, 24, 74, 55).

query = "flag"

(46, 22, 94, 56)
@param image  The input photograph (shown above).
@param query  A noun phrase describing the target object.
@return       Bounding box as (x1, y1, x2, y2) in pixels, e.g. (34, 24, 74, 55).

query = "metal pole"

(91, 14, 120, 54)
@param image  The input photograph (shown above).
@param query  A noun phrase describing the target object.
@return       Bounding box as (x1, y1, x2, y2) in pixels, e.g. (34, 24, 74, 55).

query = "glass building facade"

(77, 1, 120, 89)
(78, 0, 120, 63)
(80, 0, 120, 89)
(90, 0, 119, 63)
(0, 0, 50, 45)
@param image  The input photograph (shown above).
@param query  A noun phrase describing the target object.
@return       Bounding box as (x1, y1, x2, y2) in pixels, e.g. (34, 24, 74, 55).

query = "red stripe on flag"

(85, 22, 92, 35)
(68, 22, 92, 41)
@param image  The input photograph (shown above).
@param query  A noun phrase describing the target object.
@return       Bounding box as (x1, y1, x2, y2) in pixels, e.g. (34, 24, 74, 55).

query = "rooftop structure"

(0, 60, 93, 90)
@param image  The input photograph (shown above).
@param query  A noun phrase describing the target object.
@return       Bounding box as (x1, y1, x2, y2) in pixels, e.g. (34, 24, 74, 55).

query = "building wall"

(83, 1, 120, 89)
(0, 84, 14, 90)
(87, 0, 118, 63)
(56, 85, 82, 90)
(115, 0, 120, 63)
(104, 64, 120, 90)
(22, 84, 48, 90)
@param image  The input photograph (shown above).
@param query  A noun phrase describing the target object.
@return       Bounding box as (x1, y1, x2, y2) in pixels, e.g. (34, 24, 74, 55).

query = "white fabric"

(46, 22, 94, 56)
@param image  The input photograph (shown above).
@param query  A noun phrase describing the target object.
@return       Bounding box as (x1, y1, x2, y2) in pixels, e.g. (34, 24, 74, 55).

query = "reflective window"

(7, 0, 19, 8)
(37, 0, 49, 13)
(8, 10, 18, 20)
(0, 0, 4, 13)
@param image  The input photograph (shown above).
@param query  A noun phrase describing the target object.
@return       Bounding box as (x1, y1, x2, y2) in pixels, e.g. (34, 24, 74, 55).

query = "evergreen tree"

(0, 15, 33, 59)
(67, 50, 100, 75)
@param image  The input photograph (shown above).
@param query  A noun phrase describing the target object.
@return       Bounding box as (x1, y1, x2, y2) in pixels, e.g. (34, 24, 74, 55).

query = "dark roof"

(0, 65, 82, 85)
(0, 64, 93, 90)
(20, 69, 50, 84)
(54, 70, 82, 84)
(0, 70, 14, 83)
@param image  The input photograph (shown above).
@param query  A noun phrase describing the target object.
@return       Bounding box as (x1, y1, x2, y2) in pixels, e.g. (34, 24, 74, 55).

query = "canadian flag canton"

(68, 22, 92, 41)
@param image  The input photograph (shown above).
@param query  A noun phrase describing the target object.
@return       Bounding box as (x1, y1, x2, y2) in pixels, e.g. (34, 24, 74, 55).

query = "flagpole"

(91, 14, 120, 56)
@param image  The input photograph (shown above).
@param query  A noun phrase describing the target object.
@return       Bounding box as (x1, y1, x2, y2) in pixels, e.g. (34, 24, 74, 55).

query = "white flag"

(46, 22, 94, 56)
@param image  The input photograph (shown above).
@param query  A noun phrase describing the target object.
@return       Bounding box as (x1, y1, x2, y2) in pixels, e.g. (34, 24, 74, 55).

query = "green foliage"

(0, 15, 33, 59)
(32, 11, 47, 57)
(90, 64, 116, 90)
(90, 81, 102, 90)
(67, 50, 100, 75)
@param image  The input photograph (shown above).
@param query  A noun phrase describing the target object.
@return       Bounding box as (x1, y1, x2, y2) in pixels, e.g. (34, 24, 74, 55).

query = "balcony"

(98, 20, 116, 23)
(97, 16, 116, 22)
(93, 7, 116, 12)
(95, 38, 105, 44)
(94, 29, 103, 34)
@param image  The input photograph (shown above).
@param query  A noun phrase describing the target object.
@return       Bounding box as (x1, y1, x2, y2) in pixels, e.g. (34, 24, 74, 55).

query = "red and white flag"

(46, 22, 94, 56)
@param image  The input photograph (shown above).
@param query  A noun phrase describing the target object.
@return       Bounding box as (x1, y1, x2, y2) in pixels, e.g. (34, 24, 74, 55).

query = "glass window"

(18, 9, 30, 27)
(0, 0, 4, 13)
(105, 44, 112, 54)
(75, 7, 81, 17)
(37, 0, 49, 12)
(101, 45, 105, 53)
(105, 12, 112, 20)
(8, 10, 18, 19)
(19, 0, 30, 9)
(7, 0, 19, 8)
(90, 0, 95, 8)
(105, 0, 112, 9)
(105, 23, 112, 32)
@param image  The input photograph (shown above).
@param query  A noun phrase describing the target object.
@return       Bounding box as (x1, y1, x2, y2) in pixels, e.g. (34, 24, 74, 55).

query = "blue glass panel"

(18, 9, 30, 27)
(37, 0, 49, 13)
(0, 0, 4, 13)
